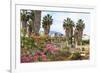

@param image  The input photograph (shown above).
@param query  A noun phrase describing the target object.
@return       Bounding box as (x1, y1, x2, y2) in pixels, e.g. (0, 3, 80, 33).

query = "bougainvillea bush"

(21, 41, 60, 63)
(21, 50, 48, 63)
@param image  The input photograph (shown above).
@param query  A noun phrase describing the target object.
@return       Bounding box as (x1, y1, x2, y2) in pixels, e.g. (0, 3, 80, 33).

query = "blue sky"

(40, 11, 90, 36)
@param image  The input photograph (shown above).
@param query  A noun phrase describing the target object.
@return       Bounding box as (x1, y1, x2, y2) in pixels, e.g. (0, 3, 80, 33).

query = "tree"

(28, 19, 33, 37)
(33, 11, 41, 35)
(21, 10, 29, 32)
(75, 19, 85, 46)
(63, 18, 74, 47)
(21, 10, 41, 36)
(42, 14, 53, 35)
(29, 10, 35, 33)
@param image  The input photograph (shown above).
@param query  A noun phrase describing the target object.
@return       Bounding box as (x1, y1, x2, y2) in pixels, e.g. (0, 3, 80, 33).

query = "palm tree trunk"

(33, 11, 41, 35)
(80, 31, 83, 51)
(21, 21, 27, 36)
(71, 28, 73, 47)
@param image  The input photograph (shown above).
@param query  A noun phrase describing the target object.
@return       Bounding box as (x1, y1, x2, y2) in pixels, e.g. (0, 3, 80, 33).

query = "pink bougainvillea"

(33, 51, 47, 61)
(21, 43, 60, 63)
(45, 43, 59, 54)
(21, 55, 33, 63)
(41, 54, 47, 61)
(33, 54, 39, 62)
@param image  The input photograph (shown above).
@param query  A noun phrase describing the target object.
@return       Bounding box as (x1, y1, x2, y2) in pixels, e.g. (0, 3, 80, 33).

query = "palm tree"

(42, 14, 53, 35)
(27, 10, 41, 36)
(63, 18, 74, 47)
(34, 11, 41, 35)
(21, 10, 29, 36)
(29, 10, 35, 33)
(28, 19, 33, 37)
(75, 19, 85, 46)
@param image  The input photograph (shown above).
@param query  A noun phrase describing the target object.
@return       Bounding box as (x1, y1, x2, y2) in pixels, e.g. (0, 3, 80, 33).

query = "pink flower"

(34, 52, 38, 56)
(41, 54, 47, 61)
(45, 44, 59, 54)
(33, 55, 39, 61)
(40, 52, 45, 55)
(21, 55, 33, 63)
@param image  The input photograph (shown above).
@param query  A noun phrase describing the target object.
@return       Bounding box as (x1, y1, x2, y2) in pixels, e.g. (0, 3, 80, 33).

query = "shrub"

(21, 36, 36, 49)
(71, 52, 82, 60)
(82, 40, 89, 45)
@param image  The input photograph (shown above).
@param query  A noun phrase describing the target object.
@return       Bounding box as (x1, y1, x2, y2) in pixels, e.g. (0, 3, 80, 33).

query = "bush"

(71, 52, 82, 60)
(21, 36, 36, 49)
(82, 40, 89, 45)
